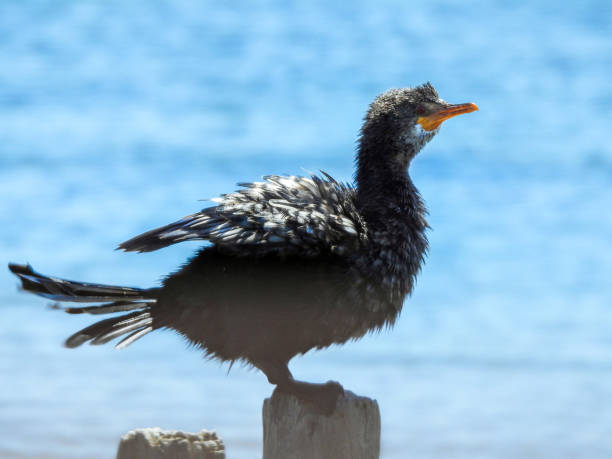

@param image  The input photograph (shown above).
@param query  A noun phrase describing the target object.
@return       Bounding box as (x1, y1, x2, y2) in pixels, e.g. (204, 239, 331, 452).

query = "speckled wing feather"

(118, 173, 366, 257)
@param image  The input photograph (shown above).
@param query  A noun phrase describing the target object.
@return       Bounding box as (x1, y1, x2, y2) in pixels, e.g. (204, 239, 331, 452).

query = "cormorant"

(9, 83, 477, 413)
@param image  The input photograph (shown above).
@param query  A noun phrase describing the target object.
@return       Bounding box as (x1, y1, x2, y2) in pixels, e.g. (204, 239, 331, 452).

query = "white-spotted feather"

(119, 173, 367, 257)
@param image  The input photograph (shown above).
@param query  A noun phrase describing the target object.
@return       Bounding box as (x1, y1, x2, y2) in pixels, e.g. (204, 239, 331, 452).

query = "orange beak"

(417, 102, 478, 131)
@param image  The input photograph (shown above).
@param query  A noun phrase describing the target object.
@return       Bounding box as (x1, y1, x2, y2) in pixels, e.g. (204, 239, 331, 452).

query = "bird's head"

(360, 83, 478, 165)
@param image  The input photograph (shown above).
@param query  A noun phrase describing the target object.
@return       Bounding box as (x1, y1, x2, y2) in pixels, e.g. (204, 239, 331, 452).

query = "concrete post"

(262, 389, 381, 459)
(116, 427, 225, 459)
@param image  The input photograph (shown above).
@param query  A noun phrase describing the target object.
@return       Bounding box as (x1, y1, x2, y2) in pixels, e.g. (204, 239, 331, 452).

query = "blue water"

(2, 1, 612, 457)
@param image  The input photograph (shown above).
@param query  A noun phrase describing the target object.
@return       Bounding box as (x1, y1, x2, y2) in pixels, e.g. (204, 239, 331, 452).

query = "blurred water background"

(1, 1, 612, 457)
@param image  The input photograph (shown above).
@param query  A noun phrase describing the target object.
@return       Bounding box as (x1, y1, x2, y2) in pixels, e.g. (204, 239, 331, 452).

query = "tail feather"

(66, 313, 154, 349)
(90, 312, 152, 345)
(9, 263, 147, 302)
(9, 263, 157, 349)
(115, 326, 153, 349)
(64, 315, 126, 348)
(63, 300, 155, 315)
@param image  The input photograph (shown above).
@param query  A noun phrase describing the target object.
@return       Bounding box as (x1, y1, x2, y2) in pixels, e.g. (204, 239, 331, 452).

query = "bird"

(9, 83, 477, 413)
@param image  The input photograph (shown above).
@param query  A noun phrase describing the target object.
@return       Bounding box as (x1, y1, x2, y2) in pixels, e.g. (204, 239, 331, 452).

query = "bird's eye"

(416, 105, 427, 116)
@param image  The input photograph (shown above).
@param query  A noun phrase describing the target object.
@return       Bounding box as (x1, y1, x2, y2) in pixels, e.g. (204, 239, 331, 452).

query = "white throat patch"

(400, 124, 439, 151)
(415, 123, 438, 140)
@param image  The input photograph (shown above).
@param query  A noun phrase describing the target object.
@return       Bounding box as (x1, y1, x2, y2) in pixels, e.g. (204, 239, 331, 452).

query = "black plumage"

(9, 83, 477, 412)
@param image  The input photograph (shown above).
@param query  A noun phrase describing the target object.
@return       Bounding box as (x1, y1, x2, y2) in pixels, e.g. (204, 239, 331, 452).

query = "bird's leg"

(255, 360, 344, 415)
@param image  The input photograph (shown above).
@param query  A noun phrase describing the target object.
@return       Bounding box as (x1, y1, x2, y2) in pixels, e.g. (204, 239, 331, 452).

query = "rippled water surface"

(1, 1, 612, 457)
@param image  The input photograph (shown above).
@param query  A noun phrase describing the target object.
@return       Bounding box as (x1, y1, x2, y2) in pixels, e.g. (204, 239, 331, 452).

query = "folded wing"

(118, 173, 365, 257)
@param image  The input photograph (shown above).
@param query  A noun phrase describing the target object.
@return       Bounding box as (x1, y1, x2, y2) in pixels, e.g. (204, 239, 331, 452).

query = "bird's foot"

(278, 380, 344, 416)
(315, 380, 344, 415)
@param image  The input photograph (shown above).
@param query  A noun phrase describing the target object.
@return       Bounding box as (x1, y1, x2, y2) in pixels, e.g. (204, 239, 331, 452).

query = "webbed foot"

(255, 360, 344, 415)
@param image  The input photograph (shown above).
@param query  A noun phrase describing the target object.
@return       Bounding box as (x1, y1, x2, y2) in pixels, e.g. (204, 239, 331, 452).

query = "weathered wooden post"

(116, 427, 225, 459)
(262, 389, 381, 459)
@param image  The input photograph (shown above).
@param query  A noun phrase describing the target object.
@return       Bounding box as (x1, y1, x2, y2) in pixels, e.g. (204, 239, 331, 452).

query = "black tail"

(8, 263, 158, 349)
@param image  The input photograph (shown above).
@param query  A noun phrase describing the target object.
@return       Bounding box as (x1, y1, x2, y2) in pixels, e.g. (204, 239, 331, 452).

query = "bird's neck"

(354, 137, 429, 298)
(355, 138, 423, 225)
(355, 156, 427, 244)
